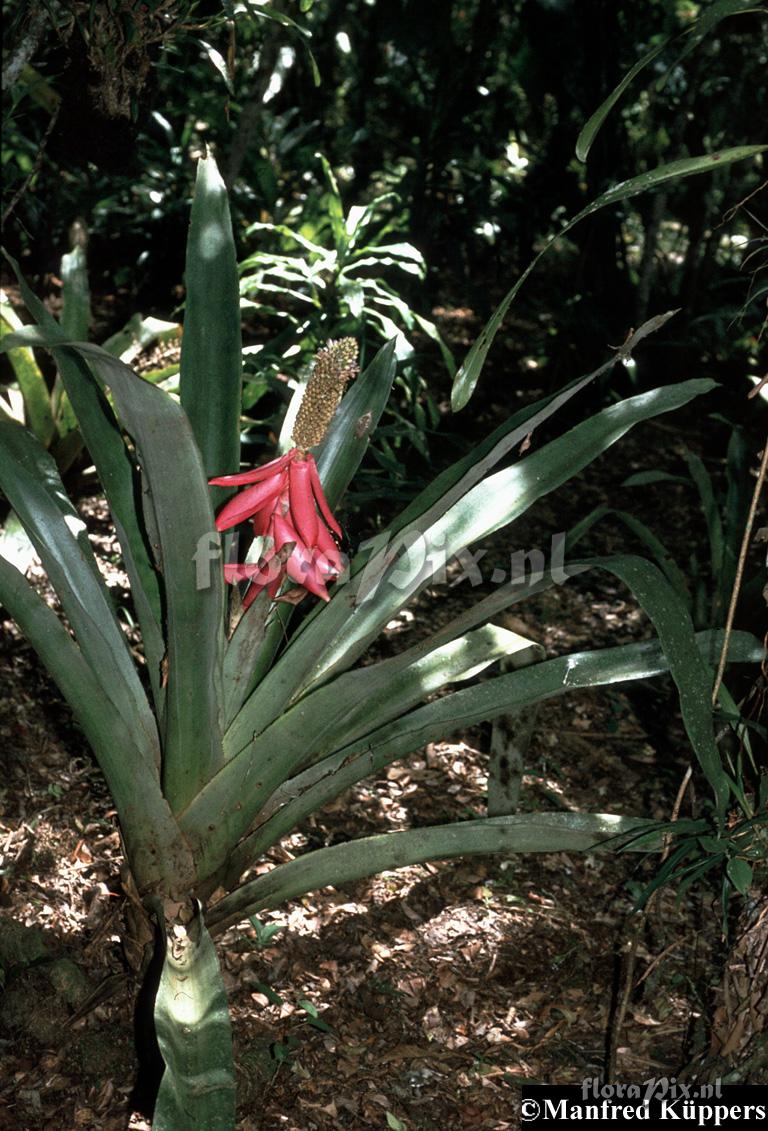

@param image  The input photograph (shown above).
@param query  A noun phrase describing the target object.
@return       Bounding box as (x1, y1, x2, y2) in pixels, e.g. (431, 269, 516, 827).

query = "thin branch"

(669, 765, 694, 833)
(605, 929, 641, 1083)
(712, 438, 768, 706)
(1, 102, 61, 230)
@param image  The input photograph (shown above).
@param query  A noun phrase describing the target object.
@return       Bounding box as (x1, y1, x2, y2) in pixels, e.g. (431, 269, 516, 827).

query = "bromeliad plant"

(0, 148, 765, 1128)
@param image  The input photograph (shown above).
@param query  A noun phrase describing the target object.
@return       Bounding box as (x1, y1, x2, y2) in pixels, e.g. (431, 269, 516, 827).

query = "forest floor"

(0, 302, 765, 1130)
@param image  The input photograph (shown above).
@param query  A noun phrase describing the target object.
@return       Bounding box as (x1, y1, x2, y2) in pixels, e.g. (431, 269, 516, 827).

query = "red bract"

(210, 449, 345, 607)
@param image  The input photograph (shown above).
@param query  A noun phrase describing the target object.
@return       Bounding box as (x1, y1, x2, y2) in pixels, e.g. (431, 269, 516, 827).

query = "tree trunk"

(684, 889, 768, 1083)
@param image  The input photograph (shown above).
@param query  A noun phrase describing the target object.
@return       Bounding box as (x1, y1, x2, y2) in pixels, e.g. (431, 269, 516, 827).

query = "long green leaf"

(576, 37, 671, 163)
(239, 568, 588, 797)
(318, 153, 347, 253)
(0, 509, 37, 574)
(152, 901, 236, 1131)
(208, 813, 663, 934)
(684, 449, 724, 617)
(60, 243, 91, 342)
(352, 311, 680, 569)
(622, 470, 690, 487)
(242, 340, 649, 711)
(221, 591, 271, 728)
(0, 549, 126, 761)
(2, 255, 166, 707)
(71, 343, 227, 812)
(245, 378, 715, 730)
(244, 220, 327, 256)
(581, 555, 732, 814)
(249, 4, 320, 84)
(0, 554, 195, 893)
(2, 329, 227, 812)
(665, 0, 762, 71)
(217, 627, 761, 886)
(565, 505, 691, 605)
(576, 1, 758, 163)
(189, 600, 760, 886)
(180, 153, 243, 506)
(451, 145, 766, 410)
(101, 313, 181, 363)
(55, 241, 92, 436)
(0, 302, 55, 446)
(223, 621, 534, 768)
(0, 419, 160, 762)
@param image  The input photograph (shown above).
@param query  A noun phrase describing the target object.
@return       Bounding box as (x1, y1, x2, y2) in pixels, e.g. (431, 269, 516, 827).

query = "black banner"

(520, 1083, 766, 1129)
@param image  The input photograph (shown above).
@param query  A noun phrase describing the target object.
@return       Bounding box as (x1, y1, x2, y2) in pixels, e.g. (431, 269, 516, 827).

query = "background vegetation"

(4, 0, 766, 387)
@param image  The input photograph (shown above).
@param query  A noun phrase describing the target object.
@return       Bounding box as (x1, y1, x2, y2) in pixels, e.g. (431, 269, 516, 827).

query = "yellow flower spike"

(292, 337, 359, 450)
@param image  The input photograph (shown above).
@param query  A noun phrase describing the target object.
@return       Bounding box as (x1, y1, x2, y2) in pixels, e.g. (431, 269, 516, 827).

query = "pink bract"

(210, 449, 345, 606)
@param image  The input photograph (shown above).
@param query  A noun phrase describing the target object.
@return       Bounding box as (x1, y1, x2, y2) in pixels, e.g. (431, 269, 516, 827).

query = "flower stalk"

(210, 338, 359, 606)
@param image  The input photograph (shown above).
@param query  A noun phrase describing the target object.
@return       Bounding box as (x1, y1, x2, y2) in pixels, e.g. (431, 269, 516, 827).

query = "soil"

(0, 303, 766, 1130)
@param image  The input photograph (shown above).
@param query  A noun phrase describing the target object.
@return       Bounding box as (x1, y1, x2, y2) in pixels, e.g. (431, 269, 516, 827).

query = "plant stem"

(712, 438, 768, 706)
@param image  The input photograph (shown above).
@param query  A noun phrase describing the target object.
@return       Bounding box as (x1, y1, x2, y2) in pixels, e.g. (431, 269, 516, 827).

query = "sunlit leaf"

(0, 301, 55, 446)
(180, 153, 242, 505)
(199, 38, 234, 93)
(576, 37, 670, 163)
